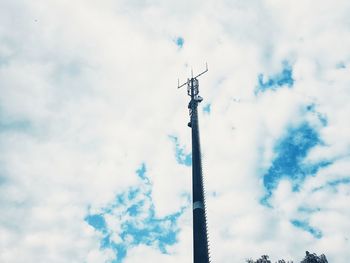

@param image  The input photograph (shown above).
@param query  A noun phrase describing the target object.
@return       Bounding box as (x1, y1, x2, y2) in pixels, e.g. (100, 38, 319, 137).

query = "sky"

(0, 0, 350, 262)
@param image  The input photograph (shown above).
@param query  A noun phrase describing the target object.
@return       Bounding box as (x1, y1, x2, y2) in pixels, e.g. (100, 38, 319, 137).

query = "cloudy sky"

(1, 1, 350, 262)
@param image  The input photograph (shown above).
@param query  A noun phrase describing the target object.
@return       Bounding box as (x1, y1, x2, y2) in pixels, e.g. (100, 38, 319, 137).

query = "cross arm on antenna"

(178, 78, 188, 89)
(177, 63, 208, 89)
(193, 62, 208, 79)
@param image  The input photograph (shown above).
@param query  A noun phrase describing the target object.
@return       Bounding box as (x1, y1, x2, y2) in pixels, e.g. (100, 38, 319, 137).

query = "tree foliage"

(246, 251, 328, 263)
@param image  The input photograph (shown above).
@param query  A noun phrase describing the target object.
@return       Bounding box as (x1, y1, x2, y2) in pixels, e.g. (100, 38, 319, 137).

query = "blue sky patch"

(175, 37, 184, 48)
(312, 177, 350, 193)
(136, 163, 148, 182)
(261, 123, 331, 205)
(263, 123, 320, 191)
(86, 214, 107, 232)
(0, 109, 32, 133)
(336, 62, 346, 69)
(169, 135, 192, 166)
(85, 163, 185, 263)
(306, 104, 328, 126)
(203, 103, 211, 114)
(298, 206, 321, 213)
(0, 119, 32, 133)
(291, 219, 322, 239)
(256, 61, 294, 94)
(327, 177, 350, 187)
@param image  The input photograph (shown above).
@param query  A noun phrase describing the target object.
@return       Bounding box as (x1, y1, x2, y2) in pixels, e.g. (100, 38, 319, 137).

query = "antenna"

(177, 63, 208, 89)
(177, 63, 211, 263)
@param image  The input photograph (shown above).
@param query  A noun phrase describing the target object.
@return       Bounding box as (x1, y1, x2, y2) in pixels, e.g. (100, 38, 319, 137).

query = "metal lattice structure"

(178, 64, 210, 263)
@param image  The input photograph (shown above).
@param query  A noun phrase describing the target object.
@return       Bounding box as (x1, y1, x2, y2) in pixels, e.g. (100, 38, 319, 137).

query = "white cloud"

(1, 0, 350, 262)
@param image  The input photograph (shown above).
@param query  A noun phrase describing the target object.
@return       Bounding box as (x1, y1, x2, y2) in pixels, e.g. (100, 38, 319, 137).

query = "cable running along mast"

(178, 64, 210, 263)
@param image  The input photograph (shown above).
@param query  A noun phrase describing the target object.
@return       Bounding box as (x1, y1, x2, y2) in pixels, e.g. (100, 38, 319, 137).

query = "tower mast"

(178, 64, 210, 263)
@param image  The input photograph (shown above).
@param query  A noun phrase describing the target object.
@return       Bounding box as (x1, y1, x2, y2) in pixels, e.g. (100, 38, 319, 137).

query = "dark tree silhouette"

(246, 251, 328, 263)
(300, 251, 328, 263)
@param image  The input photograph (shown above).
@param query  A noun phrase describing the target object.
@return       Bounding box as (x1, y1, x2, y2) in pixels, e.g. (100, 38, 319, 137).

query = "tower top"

(177, 63, 208, 90)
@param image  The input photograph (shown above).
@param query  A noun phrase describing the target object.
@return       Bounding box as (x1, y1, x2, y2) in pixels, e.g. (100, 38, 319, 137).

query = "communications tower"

(178, 64, 210, 263)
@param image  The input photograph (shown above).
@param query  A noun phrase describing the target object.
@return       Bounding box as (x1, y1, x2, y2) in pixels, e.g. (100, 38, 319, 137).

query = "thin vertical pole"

(189, 78, 210, 263)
